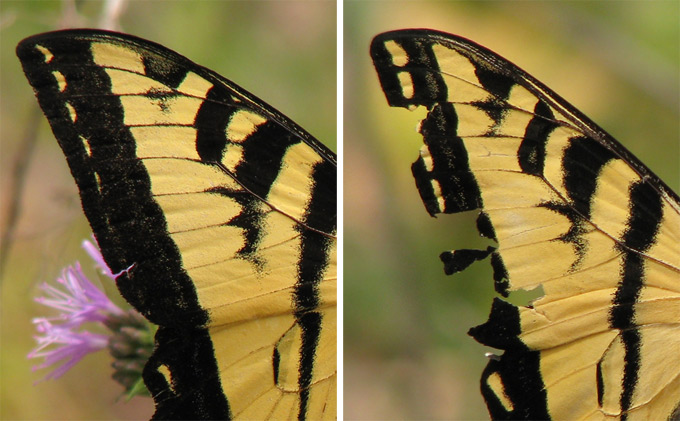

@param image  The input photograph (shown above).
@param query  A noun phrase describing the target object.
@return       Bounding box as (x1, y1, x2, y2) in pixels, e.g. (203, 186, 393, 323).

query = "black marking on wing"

(293, 158, 336, 421)
(470, 298, 550, 420)
(609, 181, 663, 417)
(19, 28, 336, 420)
(16, 31, 229, 419)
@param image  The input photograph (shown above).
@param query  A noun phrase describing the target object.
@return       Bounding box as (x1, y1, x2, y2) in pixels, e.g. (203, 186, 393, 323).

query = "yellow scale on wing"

(90, 39, 337, 419)
(373, 29, 679, 420)
(19, 29, 336, 420)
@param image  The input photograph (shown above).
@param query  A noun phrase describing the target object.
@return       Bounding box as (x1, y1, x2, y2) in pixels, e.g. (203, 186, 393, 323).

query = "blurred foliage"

(1, 1, 334, 419)
(344, 1, 678, 419)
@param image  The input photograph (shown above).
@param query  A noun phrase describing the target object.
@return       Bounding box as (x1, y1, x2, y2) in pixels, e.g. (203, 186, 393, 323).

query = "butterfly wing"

(372, 29, 680, 420)
(18, 29, 336, 420)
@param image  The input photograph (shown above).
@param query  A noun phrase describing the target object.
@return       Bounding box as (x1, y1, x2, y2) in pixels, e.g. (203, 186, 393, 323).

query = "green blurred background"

(344, 1, 678, 419)
(1, 1, 335, 419)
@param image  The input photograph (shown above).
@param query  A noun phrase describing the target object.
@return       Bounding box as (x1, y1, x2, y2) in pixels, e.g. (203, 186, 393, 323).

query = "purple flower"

(29, 239, 124, 381)
(29, 238, 154, 398)
(33, 263, 124, 328)
(28, 322, 109, 381)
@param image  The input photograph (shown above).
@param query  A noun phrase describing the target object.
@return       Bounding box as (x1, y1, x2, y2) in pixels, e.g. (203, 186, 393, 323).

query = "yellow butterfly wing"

(372, 29, 679, 420)
(18, 29, 336, 420)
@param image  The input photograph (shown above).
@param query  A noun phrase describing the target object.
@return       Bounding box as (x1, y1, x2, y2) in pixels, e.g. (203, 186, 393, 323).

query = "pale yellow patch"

(104, 68, 169, 95)
(432, 180, 445, 213)
(187, 258, 258, 292)
(200, 269, 298, 324)
(177, 71, 213, 98)
(385, 40, 408, 67)
(542, 129, 572, 198)
(499, 239, 576, 291)
(566, 230, 622, 281)
(91, 42, 145, 73)
(433, 44, 478, 87)
(157, 364, 175, 393)
(222, 144, 244, 172)
(494, 108, 534, 138)
(537, 253, 621, 301)
(634, 294, 680, 325)
(538, 332, 616, 419)
(419, 146, 435, 172)
(120, 95, 203, 126)
(476, 171, 558, 210)
(275, 323, 304, 391)
(506, 83, 539, 113)
(646, 195, 680, 269)
(599, 334, 627, 416)
(171, 223, 246, 270)
(79, 135, 92, 157)
(35, 44, 54, 63)
(141, 158, 239, 196)
(441, 72, 490, 103)
(486, 372, 513, 411)
(489, 207, 571, 249)
(154, 192, 242, 234)
(455, 104, 494, 137)
(464, 136, 522, 172)
(226, 110, 267, 143)
(266, 142, 322, 222)
(643, 246, 680, 293)
(396, 72, 414, 99)
(131, 126, 200, 160)
(257, 211, 300, 252)
(208, 306, 336, 419)
(433, 44, 490, 104)
(65, 102, 77, 123)
(520, 289, 616, 347)
(52, 71, 67, 92)
(590, 158, 639, 239)
(93, 173, 102, 194)
(624, 325, 680, 416)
